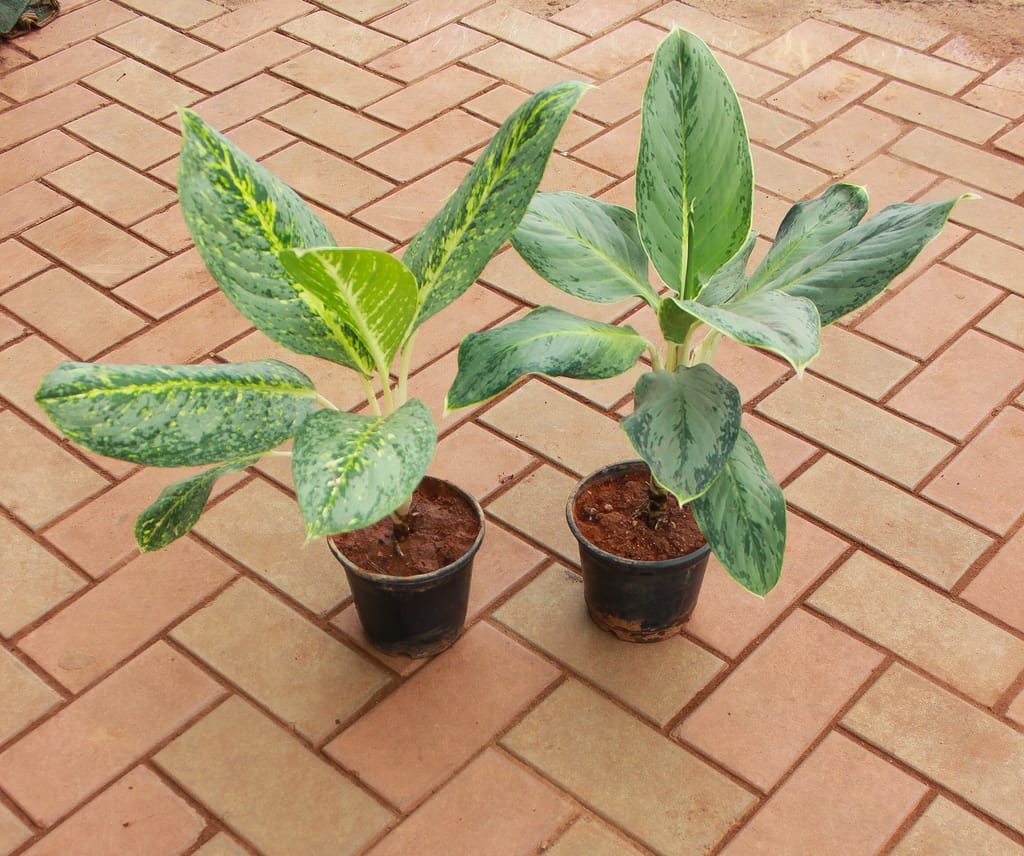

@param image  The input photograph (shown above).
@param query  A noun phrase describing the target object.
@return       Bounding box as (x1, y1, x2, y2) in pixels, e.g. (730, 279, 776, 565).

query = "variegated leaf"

(292, 400, 436, 538)
(177, 110, 359, 367)
(621, 365, 741, 504)
(636, 28, 753, 299)
(446, 306, 648, 409)
(511, 192, 660, 307)
(35, 360, 318, 467)
(135, 457, 258, 552)
(696, 231, 758, 307)
(675, 290, 821, 373)
(405, 80, 587, 327)
(657, 294, 699, 344)
(277, 247, 418, 377)
(692, 428, 786, 596)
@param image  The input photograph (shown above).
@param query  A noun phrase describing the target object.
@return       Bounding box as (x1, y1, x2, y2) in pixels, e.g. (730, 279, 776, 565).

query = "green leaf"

(692, 428, 786, 596)
(636, 28, 753, 299)
(657, 295, 698, 344)
(405, 80, 588, 327)
(135, 457, 258, 552)
(675, 290, 821, 373)
(292, 400, 436, 538)
(511, 192, 660, 308)
(446, 306, 648, 409)
(177, 110, 358, 367)
(277, 247, 418, 377)
(762, 196, 964, 325)
(35, 360, 318, 467)
(696, 230, 757, 307)
(621, 365, 741, 504)
(746, 183, 868, 294)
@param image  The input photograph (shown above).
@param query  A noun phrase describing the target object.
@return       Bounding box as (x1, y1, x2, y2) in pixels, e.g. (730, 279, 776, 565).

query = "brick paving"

(1, 0, 1023, 852)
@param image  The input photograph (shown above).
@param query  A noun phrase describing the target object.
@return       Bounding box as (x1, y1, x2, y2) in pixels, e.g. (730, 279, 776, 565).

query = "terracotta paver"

(4, 2, 1024, 853)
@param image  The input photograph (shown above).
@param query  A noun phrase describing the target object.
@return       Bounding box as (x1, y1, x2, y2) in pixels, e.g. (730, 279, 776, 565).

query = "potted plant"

(446, 28, 962, 641)
(34, 81, 586, 657)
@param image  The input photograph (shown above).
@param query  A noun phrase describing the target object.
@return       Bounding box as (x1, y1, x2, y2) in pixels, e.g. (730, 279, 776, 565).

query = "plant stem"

(648, 343, 664, 372)
(691, 329, 722, 365)
(359, 375, 382, 417)
(316, 393, 339, 410)
(265, 449, 293, 458)
(396, 328, 419, 407)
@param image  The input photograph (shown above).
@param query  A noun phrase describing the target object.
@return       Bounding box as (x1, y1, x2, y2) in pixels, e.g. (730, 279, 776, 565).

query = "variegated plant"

(446, 29, 963, 596)
(36, 82, 586, 551)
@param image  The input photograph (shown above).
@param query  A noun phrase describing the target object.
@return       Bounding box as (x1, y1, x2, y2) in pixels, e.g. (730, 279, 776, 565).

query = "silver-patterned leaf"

(696, 231, 758, 307)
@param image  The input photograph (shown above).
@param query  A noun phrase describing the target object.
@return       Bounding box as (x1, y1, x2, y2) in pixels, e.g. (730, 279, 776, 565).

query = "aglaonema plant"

(446, 28, 963, 596)
(35, 81, 586, 551)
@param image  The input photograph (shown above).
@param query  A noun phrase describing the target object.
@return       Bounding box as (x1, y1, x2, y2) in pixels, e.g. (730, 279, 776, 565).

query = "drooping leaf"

(35, 360, 318, 467)
(675, 290, 821, 373)
(621, 365, 741, 504)
(762, 196, 964, 325)
(177, 109, 359, 367)
(696, 231, 758, 307)
(745, 183, 868, 294)
(511, 192, 660, 308)
(277, 247, 418, 377)
(405, 80, 588, 327)
(292, 400, 436, 538)
(135, 457, 258, 552)
(446, 306, 648, 409)
(692, 428, 786, 596)
(636, 28, 753, 299)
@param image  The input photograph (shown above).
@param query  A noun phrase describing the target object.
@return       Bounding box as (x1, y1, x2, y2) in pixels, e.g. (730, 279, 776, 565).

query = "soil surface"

(331, 479, 480, 577)
(572, 466, 707, 562)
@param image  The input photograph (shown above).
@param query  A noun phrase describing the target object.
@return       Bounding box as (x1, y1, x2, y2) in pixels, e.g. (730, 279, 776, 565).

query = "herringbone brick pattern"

(1, 1, 1023, 853)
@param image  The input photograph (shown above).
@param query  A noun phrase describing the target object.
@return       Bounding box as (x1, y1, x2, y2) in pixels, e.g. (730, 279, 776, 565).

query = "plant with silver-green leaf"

(446, 28, 963, 596)
(35, 81, 586, 551)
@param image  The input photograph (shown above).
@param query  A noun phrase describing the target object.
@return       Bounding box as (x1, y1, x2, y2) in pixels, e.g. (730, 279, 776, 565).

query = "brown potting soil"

(572, 467, 707, 562)
(330, 479, 479, 578)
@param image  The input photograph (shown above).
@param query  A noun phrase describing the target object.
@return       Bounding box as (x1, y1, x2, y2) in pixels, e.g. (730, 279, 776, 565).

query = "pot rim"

(566, 460, 711, 570)
(327, 476, 485, 587)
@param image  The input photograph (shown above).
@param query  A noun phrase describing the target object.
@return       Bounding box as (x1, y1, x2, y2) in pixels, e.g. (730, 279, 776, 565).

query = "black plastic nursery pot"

(566, 461, 712, 643)
(327, 478, 484, 658)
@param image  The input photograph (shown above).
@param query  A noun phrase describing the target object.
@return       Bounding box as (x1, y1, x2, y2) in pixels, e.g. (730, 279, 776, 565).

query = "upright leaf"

(405, 81, 588, 327)
(636, 29, 753, 298)
(696, 231, 758, 306)
(692, 428, 786, 596)
(446, 306, 648, 409)
(278, 248, 418, 377)
(35, 360, 318, 467)
(292, 400, 436, 538)
(621, 365, 741, 504)
(177, 110, 358, 367)
(511, 192, 660, 308)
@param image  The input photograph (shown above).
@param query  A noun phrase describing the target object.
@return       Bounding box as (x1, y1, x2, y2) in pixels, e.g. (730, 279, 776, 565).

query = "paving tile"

(0, 84, 103, 151)
(366, 749, 572, 856)
(375, 0, 488, 40)
(964, 82, 1024, 119)
(179, 32, 306, 93)
(428, 422, 533, 500)
(560, 20, 662, 80)
(130, 205, 193, 255)
(282, 11, 399, 62)
(574, 114, 641, 178)
(1009, 689, 1024, 728)
(83, 58, 202, 120)
(194, 479, 349, 614)
(181, 75, 303, 131)
(786, 106, 901, 174)
(266, 94, 394, 157)
(575, 61, 647, 124)
(193, 833, 249, 856)
(644, 3, 766, 53)
(717, 53, 788, 100)
(889, 330, 1024, 441)
(21, 766, 205, 856)
(767, 61, 882, 123)
(488, 465, 585, 563)
(540, 150, 615, 195)
(118, 0, 222, 26)
(987, 57, 1024, 95)
(45, 153, 175, 227)
(758, 374, 952, 487)
(787, 455, 992, 589)
(465, 3, 585, 57)
(856, 265, 1001, 359)
(274, 49, 398, 109)
(0, 647, 61, 746)
(465, 41, 586, 93)
(316, 0, 401, 19)
(0, 335, 74, 430)
(809, 551, 1024, 705)
(113, 248, 217, 319)
(946, 233, 1024, 294)
(504, 679, 755, 855)
(749, 19, 857, 75)
(891, 128, 1024, 198)
(924, 179, 1024, 250)
(100, 17, 215, 73)
(0, 241, 49, 292)
(0, 411, 108, 530)
(367, 66, 492, 130)
(357, 161, 469, 241)
(963, 526, 1024, 634)
(360, 110, 495, 182)
(844, 38, 978, 96)
(844, 663, 1024, 834)
(740, 99, 809, 148)
(551, 360, 646, 411)
(751, 145, 828, 201)
(0, 130, 88, 196)
(17, 1, 135, 59)
(326, 621, 559, 809)
(866, 81, 1006, 144)
(828, 6, 948, 50)
(67, 104, 180, 171)
(742, 414, 818, 483)
(0, 803, 30, 855)
(0, 642, 224, 826)
(891, 795, 1024, 856)
(369, 23, 494, 84)
(841, 154, 937, 215)
(20, 539, 235, 692)
(979, 296, 1024, 349)
(0, 41, 120, 102)
(996, 122, 1024, 158)
(496, 564, 724, 724)
(0, 182, 70, 239)
(156, 696, 392, 856)
(191, 0, 314, 49)
(809, 325, 916, 399)
(546, 816, 645, 856)
(678, 609, 882, 789)
(172, 577, 389, 741)
(552, 0, 661, 37)
(924, 408, 1024, 535)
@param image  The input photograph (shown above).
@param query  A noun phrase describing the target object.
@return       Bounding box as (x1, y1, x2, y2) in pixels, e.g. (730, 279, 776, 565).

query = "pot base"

(586, 603, 693, 643)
